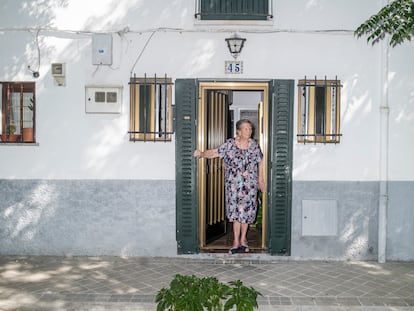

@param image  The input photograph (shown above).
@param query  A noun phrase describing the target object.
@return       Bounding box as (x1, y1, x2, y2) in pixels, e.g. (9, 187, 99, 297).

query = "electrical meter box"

(85, 85, 122, 113)
(92, 34, 112, 65)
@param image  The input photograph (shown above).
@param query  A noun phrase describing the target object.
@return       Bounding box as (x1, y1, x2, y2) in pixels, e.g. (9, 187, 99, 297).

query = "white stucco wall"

(388, 43, 414, 181)
(0, 0, 412, 183)
(1, 0, 413, 260)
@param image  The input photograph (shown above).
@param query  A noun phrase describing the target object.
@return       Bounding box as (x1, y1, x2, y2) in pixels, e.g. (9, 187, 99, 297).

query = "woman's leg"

(238, 223, 250, 252)
(240, 223, 249, 246)
(232, 221, 241, 248)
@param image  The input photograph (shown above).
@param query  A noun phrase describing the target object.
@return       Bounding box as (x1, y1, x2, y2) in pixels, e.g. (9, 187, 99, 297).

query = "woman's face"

(238, 122, 252, 139)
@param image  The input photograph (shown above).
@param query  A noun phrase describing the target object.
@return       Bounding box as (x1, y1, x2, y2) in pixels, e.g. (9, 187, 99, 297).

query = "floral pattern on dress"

(217, 138, 263, 224)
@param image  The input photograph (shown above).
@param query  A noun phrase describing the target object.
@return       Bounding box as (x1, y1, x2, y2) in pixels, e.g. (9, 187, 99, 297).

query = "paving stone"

(0, 256, 413, 311)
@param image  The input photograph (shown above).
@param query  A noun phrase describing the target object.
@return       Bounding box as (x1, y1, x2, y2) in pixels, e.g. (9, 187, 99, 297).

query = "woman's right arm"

(193, 149, 219, 159)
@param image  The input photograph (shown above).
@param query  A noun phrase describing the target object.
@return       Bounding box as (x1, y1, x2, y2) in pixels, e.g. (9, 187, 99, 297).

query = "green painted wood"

(268, 79, 294, 255)
(175, 79, 199, 254)
(200, 0, 269, 20)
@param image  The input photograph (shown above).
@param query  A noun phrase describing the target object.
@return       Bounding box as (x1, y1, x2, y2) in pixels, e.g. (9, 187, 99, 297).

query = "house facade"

(0, 0, 413, 261)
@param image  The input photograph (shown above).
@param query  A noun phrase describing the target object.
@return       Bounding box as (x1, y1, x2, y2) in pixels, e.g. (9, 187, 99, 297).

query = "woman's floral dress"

(217, 138, 263, 224)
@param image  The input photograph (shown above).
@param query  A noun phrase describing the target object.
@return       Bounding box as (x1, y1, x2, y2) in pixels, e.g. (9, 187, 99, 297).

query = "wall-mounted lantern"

(225, 33, 246, 59)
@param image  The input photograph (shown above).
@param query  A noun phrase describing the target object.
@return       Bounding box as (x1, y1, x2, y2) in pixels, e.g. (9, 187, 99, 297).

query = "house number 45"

(225, 61, 243, 74)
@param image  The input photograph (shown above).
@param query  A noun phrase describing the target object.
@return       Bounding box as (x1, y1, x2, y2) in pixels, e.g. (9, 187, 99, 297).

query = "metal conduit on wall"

(378, 1, 390, 262)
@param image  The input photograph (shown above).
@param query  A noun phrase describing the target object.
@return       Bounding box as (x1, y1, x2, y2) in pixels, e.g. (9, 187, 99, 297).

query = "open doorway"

(196, 82, 269, 253)
(175, 78, 293, 256)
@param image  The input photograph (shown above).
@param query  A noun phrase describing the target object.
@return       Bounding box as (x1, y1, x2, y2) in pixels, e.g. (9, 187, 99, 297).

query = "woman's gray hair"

(236, 119, 254, 131)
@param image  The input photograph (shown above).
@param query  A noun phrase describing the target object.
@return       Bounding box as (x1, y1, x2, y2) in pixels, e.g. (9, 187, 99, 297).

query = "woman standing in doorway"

(194, 119, 265, 254)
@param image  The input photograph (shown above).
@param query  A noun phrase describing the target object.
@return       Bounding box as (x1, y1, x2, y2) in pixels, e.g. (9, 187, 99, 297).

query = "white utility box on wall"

(51, 63, 66, 86)
(85, 85, 122, 114)
(92, 34, 113, 65)
(301, 199, 338, 236)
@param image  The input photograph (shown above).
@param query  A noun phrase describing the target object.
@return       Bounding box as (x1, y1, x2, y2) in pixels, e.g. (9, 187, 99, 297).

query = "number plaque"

(225, 61, 243, 74)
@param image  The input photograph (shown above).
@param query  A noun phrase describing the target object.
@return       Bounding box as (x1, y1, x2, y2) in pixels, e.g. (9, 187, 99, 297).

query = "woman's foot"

(239, 240, 249, 252)
(238, 245, 249, 252)
(229, 247, 239, 254)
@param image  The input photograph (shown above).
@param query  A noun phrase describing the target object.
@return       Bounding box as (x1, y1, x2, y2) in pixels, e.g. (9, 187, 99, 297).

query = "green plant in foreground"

(223, 280, 260, 311)
(156, 274, 261, 311)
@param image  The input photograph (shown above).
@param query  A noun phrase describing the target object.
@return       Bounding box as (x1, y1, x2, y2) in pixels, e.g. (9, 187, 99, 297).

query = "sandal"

(238, 245, 249, 253)
(229, 247, 239, 254)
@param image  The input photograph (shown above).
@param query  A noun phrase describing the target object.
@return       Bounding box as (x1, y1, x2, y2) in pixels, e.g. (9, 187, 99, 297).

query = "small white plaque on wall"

(85, 85, 122, 114)
(302, 199, 338, 236)
(225, 61, 243, 74)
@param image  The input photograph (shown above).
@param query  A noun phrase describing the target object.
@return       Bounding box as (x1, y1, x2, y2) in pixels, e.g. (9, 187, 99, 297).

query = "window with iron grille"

(129, 76, 173, 142)
(297, 78, 342, 144)
(0, 82, 36, 144)
(195, 0, 273, 20)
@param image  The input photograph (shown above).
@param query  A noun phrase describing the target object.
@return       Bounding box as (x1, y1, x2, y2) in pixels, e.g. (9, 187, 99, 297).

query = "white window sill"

(0, 142, 39, 146)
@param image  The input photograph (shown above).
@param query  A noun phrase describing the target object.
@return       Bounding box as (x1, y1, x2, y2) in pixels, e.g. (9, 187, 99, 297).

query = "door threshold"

(200, 247, 267, 254)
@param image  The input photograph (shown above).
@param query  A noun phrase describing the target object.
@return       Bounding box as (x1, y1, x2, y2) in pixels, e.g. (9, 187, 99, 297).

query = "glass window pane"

(95, 92, 106, 103)
(23, 92, 34, 128)
(315, 86, 325, 135)
(297, 79, 341, 143)
(330, 85, 337, 135)
(129, 78, 172, 142)
(10, 92, 21, 134)
(1, 82, 35, 143)
(139, 85, 152, 134)
(106, 92, 117, 103)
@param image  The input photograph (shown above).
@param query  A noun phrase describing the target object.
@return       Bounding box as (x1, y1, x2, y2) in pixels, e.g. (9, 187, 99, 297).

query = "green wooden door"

(175, 79, 294, 255)
(267, 79, 294, 255)
(175, 79, 198, 254)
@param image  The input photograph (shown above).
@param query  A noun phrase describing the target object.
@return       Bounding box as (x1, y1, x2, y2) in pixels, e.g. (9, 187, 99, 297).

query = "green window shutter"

(200, 0, 269, 20)
(175, 79, 198, 254)
(268, 79, 294, 255)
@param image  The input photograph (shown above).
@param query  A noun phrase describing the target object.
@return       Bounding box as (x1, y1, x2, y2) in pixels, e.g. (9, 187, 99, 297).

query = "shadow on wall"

(0, 0, 196, 80)
(338, 188, 378, 259)
(292, 181, 379, 260)
(0, 179, 175, 256)
(0, 0, 209, 180)
(0, 181, 59, 242)
(0, 0, 68, 80)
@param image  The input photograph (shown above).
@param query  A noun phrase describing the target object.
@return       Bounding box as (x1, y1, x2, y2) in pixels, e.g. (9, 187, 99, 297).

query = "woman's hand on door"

(193, 149, 218, 159)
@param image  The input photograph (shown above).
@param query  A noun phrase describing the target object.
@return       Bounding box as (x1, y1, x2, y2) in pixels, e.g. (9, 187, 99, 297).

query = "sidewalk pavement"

(0, 255, 413, 311)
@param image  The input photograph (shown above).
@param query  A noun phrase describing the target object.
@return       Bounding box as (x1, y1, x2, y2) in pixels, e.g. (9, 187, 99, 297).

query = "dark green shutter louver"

(200, 0, 269, 20)
(268, 79, 294, 255)
(175, 79, 198, 254)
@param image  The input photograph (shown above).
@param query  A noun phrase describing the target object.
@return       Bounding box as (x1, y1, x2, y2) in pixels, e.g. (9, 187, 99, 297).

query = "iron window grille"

(195, 0, 273, 20)
(129, 74, 173, 142)
(0, 82, 36, 144)
(297, 77, 342, 144)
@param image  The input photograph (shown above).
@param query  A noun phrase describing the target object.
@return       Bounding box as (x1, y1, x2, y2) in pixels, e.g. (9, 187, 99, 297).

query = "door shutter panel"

(268, 79, 294, 255)
(175, 79, 198, 254)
